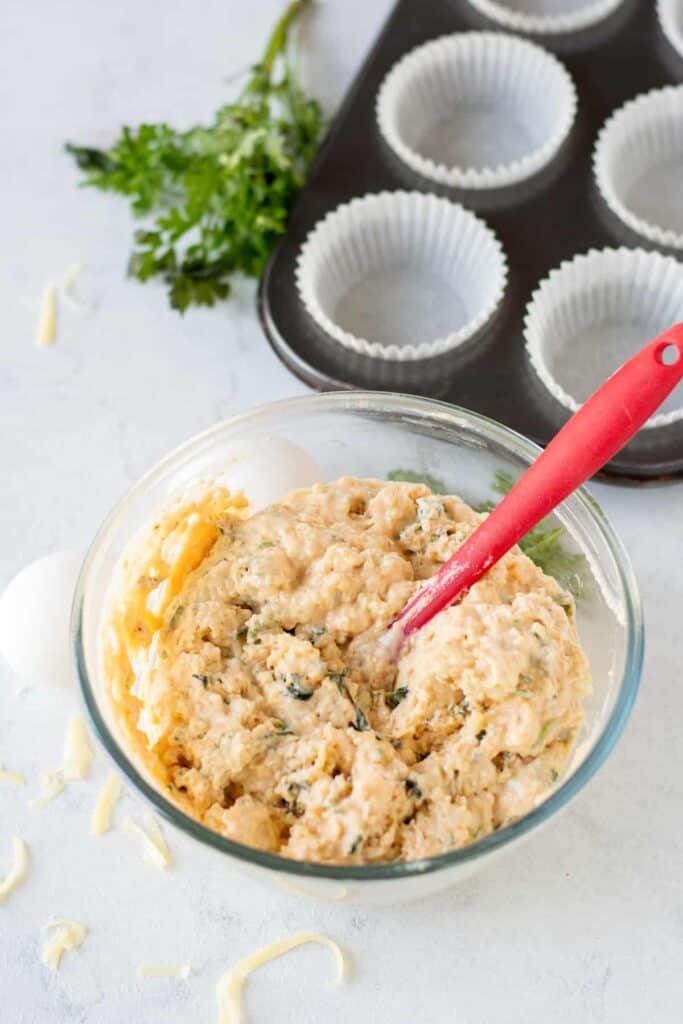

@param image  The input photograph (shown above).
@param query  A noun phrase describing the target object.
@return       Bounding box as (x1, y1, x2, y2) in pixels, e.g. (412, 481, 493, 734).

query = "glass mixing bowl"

(73, 393, 642, 905)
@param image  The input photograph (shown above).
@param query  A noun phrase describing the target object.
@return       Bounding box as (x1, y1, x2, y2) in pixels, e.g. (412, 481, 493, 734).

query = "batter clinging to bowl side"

(103, 477, 591, 864)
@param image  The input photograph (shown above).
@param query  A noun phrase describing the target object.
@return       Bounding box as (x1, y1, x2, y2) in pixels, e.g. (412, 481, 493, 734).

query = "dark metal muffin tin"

(258, 0, 683, 480)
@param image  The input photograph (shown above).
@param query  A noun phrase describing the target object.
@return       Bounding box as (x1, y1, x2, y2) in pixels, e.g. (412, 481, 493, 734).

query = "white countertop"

(2, 1, 682, 1020)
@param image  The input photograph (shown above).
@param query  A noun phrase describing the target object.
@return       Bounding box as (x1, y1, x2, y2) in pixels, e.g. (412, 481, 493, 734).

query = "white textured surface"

(1, 1, 683, 1021)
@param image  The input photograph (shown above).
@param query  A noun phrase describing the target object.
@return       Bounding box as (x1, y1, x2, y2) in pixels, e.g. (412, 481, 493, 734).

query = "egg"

(215, 436, 324, 511)
(0, 442, 322, 689)
(0, 550, 83, 689)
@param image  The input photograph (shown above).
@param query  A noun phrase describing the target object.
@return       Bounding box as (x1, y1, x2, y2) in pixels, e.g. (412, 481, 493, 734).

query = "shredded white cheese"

(137, 964, 192, 979)
(29, 770, 65, 808)
(0, 837, 29, 903)
(62, 715, 93, 780)
(41, 919, 88, 970)
(106, 625, 120, 655)
(28, 717, 94, 807)
(216, 932, 347, 1024)
(146, 578, 170, 617)
(36, 283, 58, 346)
(130, 632, 166, 746)
(123, 814, 172, 869)
(90, 772, 123, 835)
(144, 815, 171, 860)
(0, 765, 26, 786)
(60, 261, 85, 306)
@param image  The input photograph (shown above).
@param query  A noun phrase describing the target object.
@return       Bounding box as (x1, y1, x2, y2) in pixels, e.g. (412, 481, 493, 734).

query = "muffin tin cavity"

(465, 0, 625, 35)
(524, 248, 683, 429)
(295, 192, 507, 361)
(376, 33, 576, 189)
(594, 86, 683, 251)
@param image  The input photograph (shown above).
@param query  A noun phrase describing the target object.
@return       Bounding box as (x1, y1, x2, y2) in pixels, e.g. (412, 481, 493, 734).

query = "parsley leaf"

(286, 673, 314, 701)
(386, 469, 448, 494)
(404, 778, 423, 800)
(330, 670, 370, 732)
(477, 472, 588, 598)
(385, 687, 409, 710)
(65, 0, 323, 312)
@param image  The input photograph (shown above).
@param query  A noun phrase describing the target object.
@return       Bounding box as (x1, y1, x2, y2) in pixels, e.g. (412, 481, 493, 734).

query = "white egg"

(214, 436, 324, 511)
(0, 551, 83, 689)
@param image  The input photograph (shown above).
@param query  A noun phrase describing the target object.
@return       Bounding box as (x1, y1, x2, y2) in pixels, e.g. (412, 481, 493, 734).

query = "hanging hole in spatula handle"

(656, 340, 681, 366)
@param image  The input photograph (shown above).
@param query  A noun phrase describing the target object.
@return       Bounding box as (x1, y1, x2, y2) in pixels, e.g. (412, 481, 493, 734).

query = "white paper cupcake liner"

(524, 247, 683, 429)
(295, 191, 508, 362)
(658, 0, 683, 59)
(376, 33, 577, 190)
(594, 86, 683, 251)
(464, 0, 624, 34)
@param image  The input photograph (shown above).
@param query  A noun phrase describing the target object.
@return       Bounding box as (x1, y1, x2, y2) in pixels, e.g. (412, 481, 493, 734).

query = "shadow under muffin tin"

(258, 0, 683, 480)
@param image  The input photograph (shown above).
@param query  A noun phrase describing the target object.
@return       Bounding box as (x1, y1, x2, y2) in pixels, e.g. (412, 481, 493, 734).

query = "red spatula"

(387, 323, 683, 652)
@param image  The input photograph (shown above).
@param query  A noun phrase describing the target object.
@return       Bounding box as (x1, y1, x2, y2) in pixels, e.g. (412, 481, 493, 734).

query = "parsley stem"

(260, 0, 312, 80)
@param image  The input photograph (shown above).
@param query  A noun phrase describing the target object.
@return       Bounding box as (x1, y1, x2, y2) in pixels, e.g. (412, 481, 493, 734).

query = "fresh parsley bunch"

(66, 0, 323, 311)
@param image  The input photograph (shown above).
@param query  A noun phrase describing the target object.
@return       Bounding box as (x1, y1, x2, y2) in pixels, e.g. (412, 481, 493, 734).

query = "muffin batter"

(103, 477, 590, 864)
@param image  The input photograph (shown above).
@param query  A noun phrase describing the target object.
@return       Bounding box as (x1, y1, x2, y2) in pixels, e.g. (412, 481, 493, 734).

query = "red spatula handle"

(395, 324, 683, 638)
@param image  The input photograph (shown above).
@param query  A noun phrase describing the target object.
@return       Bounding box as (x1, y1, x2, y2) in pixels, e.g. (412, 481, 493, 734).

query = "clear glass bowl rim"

(73, 391, 644, 882)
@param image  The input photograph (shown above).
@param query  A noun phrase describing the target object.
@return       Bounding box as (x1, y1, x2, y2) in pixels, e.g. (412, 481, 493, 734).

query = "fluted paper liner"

(376, 32, 577, 189)
(594, 86, 683, 251)
(465, 0, 625, 35)
(296, 192, 507, 362)
(658, 0, 683, 60)
(524, 248, 683, 429)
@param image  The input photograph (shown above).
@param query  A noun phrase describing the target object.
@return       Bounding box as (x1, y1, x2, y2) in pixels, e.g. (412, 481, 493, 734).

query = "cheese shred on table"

(0, 765, 26, 786)
(90, 772, 123, 835)
(216, 932, 346, 1024)
(36, 283, 58, 346)
(123, 814, 172, 869)
(61, 261, 84, 304)
(41, 919, 88, 970)
(62, 715, 93, 780)
(29, 771, 64, 808)
(0, 837, 29, 903)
